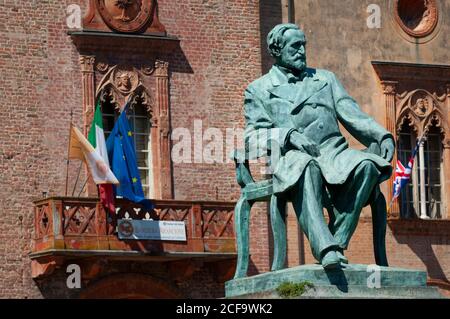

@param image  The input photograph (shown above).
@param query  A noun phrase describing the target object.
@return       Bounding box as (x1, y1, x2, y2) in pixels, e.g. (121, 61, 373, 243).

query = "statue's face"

(278, 29, 307, 73)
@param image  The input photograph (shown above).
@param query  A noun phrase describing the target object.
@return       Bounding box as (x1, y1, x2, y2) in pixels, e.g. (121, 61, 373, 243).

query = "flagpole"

(390, 131, 428, 217)
(387, 197, 395, 215)
(78, 177, 89, 197)
(65, 109, 73, 196)
(71, 161, 83, 196)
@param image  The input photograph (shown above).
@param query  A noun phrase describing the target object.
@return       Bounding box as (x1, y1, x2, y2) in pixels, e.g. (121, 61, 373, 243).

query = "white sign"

(117, 219, 187, 241)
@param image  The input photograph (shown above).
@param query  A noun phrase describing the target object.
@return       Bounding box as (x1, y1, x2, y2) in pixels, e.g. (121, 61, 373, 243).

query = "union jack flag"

(392, 140, 421, 199)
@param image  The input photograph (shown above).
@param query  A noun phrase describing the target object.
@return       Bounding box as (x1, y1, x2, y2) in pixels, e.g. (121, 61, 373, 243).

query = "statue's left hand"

(380, 138, 395, 162)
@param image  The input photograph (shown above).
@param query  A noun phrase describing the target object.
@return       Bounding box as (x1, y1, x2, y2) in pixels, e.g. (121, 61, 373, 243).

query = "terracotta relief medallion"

(112, 67, 139, 94)
(96, 0, 154, 33)
(394, 0, 438, 37)
(411, 95, 432, 117)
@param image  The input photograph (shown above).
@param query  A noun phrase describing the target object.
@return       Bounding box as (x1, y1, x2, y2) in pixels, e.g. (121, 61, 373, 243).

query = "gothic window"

(397, 122, 443, 219)
(102, 99, 154, 199)
(373, 61, 450, 221)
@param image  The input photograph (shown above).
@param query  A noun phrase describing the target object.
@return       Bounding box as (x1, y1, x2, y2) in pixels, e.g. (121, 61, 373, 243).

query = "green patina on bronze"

(233, 23, 396, 278)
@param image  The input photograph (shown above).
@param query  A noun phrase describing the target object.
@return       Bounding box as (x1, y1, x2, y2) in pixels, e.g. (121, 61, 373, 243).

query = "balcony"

(31, 197, 236, 279)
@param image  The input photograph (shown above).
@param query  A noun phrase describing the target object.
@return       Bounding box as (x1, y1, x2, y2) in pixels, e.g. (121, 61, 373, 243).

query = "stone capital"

(381, 81, 398, 95)
(80, 55, 95, 73)
(155, 60, 169, 77)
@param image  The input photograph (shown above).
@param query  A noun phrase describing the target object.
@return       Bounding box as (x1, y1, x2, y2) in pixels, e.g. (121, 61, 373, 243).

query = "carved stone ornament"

(96, 65, 154, 118)
(394, 0, 438, 38)
(396, 88, 448, 136)
(113, 68, 139, 94)
(154, 59, 169, 77)
(83, 0, 166, 35)
(381, 81, 397, 94)
(95, 61, 110, 73)
(80, 56, 95, 73)
(141, 64, 155, 76)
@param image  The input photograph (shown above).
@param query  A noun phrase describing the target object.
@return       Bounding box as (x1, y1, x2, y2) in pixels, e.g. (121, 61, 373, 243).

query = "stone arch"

(423, 109, 447, 141)
(396, 88, 448, 140)
(397, 89, 440, 118)
(396, 109, 419, 136)
(96, 65, 155, 120)
(79, 273, 182, 299)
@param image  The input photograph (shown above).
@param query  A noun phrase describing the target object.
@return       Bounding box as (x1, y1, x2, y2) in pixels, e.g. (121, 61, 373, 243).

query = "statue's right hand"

(289, 131, 321, 157)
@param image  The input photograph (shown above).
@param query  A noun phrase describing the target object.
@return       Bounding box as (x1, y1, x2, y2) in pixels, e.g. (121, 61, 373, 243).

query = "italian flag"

(69, 125, 118, 185)
(87, 102, 118, 214)
(87, 102, 115, 181)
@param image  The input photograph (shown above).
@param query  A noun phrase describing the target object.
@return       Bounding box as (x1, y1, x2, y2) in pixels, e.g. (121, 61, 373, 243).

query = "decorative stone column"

(442, 141, 450, 219)
(442, 84, 450, 219)
(80, 56, 96, 136)
(80, 55, 97, 196)
(154, 60, 173, 199)
(381, 80, 399, 217)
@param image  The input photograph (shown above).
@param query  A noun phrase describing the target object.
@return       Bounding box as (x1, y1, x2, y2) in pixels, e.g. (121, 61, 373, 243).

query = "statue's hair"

(267, 23, 302, 57)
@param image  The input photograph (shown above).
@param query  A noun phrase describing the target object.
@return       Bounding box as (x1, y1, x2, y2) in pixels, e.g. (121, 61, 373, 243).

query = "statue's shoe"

(321, 251, 340, 269)
(336, 251, 348, 264)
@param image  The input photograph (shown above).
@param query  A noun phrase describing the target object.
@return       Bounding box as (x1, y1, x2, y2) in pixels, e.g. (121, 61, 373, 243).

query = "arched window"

(397, 122, 443, 219)
(102, 99, 154, 199)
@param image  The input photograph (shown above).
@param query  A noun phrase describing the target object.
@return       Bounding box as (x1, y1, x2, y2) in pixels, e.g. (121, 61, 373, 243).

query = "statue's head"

(267, 23, 307, 73)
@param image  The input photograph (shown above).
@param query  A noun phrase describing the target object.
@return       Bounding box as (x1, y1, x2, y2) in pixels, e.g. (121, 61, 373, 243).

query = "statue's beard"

(283, 57, 307, 74)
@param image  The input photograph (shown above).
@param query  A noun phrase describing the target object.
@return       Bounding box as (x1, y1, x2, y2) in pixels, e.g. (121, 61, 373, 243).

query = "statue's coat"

(244, 66, 394, 194)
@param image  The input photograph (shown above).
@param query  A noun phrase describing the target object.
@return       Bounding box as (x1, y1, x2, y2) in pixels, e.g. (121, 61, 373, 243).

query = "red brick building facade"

(0, 0, 449, 298)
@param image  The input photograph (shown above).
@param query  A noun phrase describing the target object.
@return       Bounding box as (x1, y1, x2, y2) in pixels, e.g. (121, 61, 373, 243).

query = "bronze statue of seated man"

(243, 24, 395, 269)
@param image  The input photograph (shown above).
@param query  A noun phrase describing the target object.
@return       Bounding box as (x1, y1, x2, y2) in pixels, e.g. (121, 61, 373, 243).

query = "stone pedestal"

(225, 264, 444, 299)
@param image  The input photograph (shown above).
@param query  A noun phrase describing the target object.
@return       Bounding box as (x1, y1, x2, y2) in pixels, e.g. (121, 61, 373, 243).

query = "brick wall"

(161, 0, 262, 202)
(258, 0, 283, 74)
(0, 0, 267, 298)
(0, 0, 88, 298)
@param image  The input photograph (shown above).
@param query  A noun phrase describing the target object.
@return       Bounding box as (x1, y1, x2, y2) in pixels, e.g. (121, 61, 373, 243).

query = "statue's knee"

(359, 160, 379, 178)
(305, 160, 321, 175)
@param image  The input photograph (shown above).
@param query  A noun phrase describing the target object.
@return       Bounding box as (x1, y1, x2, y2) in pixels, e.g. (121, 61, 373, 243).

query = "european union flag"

(106, 105, 154, 210)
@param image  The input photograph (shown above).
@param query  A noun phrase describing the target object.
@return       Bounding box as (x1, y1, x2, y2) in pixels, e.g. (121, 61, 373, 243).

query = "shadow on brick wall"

(259, 0, 283, 74)
(393, 233, 449, 283)
(167, 45, 194, 75)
